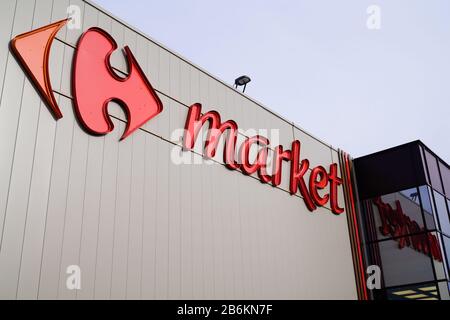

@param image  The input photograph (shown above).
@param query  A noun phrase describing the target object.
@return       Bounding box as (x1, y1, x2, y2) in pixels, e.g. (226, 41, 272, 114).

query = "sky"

(95, 0, 450, 163)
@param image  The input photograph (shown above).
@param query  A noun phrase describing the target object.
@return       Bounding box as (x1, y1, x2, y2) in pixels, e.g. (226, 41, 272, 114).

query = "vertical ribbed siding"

(0, 0, 358, 299)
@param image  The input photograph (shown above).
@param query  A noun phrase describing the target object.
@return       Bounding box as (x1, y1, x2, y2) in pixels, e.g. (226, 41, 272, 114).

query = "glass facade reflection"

(434, 191, 450, 236)
(355, 141, 450, 300)
(362, 187, 444, 290)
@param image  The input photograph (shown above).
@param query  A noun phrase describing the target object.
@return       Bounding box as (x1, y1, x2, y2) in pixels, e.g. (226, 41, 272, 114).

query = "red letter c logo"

(72, 27, 163, 140)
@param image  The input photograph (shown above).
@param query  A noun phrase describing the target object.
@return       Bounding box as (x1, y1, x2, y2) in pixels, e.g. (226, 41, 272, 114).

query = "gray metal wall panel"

(179, 159, 193, 298)
(0, 0, 35, 261)
(168, 143, 181, 299)
(109, 20, 126, 74)
(0, 0, 357, 300)
(57, 99, 90, 300)
(77, 132, 105, 299)
(146, 41, 160, 94)
(0, 0, 47, 299)
(191, 152, 205, 298)
(83, 2, 99, 37)
(38, 96, 75, 299)
(59, 45, 74, 99)
(93, 117, 121, 299)
(110, 121, 132, 299)
(15, 0, 56, 299)
(0, 0, 17, 106)
(51, 0, 70, 23)
(126, 129, 146, 299)
(155, 140, 170, 299)
(97, 10, 112, 34)
(16, 97, 57, 299)
(141, 131, 158, 299)
(49, 39, 66, 95)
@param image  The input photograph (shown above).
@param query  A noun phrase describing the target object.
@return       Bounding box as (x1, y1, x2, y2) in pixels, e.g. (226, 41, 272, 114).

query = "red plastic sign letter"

(72, 27, 163, 140)
(10, 19, 69, 119)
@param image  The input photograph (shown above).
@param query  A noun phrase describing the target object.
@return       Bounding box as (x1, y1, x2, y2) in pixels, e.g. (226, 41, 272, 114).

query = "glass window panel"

(425, 151, 444, 194)
(366, 234, 437, 288)
(443, 236, 450, 276)
(364, 188, 426, 242)
(419, 185, 437, 230)
(439, 161, 450, 198)
(434, 191, 450, 236)
(431, 232, 447, 281)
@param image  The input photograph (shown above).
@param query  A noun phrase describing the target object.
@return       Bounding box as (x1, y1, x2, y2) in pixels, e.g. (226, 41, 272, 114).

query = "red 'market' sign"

(10, 19, 346, 215)
(183, 103, 344, 214)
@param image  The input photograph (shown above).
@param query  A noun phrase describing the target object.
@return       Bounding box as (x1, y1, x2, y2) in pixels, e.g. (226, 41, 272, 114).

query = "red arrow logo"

(10, 19, 68, 119)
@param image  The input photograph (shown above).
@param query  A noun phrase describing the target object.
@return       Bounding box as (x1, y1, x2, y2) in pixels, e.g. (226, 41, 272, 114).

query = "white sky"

(95, 0, 450, 163)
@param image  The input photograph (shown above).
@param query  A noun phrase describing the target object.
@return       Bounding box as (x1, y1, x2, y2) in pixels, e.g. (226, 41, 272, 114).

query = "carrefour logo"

(10, 19, 163, 140)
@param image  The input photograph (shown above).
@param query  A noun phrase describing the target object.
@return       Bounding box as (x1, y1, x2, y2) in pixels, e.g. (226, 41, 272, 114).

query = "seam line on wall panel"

(136, 30, 149, 291)
(179, 135, 183, 298)
(92, 134, 106, 298)
(139, 130, 147, 299)
(109, 120, 122, 299)
(0, 0, 18, 110)
(75, 136, 91, 300)
(137, 34, 150, 300)
(155, 124, 163, 298)
(109, 120, 119, 300)
(237, 166, 245, 298)
(123, 21, 136, 301)
(178, 59, 183, 299)
(209, 80, 217, 299)
(152, 133, 158, 299)
(167, 53, 171, 300)
(109, 115, 120, 299)
(125, 134, 134, 299)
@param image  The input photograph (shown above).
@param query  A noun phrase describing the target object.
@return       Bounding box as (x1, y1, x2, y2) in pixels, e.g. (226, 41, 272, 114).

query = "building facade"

(0, 0, 448, 301)
(0, 0, 359, 299)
